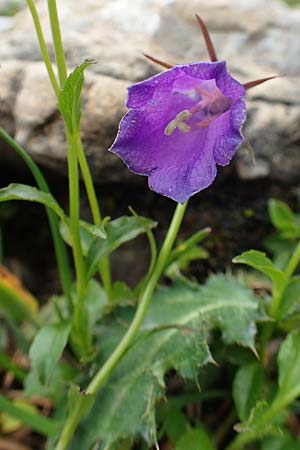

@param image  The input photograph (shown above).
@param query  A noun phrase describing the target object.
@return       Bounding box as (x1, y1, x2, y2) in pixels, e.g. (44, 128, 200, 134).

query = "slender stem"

(260, 239, 300, 359)
(284, 240, 300, 279)
(54, 201, 188, 450)
(47, 0, 68, 86)
(0, 127, 72, 308)
(25, 0, 59, 96)
(87, 201, 188, 393)
(76, 138, 112, 292)
(66, 131, 87, 354)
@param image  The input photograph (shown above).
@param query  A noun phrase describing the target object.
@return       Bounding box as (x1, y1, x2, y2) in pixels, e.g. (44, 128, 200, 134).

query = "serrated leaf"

(233, 250, 287, 297)
(86, 215, 157, 279)
(0, 183, 65, 220)
(29, 321, 71, 385)
(0, 265, 38, 323)
(233, 362, 265, 421)
(72, 275, 264, 449)
(268, 199, 299, 234)
(175, 427, 216, 450)
(58, 59, 96, 133)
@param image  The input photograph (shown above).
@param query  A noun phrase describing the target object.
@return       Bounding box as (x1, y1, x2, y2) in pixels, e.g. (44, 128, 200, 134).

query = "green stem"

(260, 239, 300, 359)
(25, 0, 59, 96)
(47, 0, 68, 86)
(284, 240, 300, 279)
(0, 127, 72, 308)
(54, 201, 188, 450)
(76, 138, 111, 293)
(66, 131, 87, 354)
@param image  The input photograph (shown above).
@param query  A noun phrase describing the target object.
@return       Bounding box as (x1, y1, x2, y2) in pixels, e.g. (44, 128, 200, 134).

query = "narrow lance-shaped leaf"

(275, 332, 300, 406)
(233, 362, 265, 421)
(233, 250, 287, 297)
(58, 59, 97, 134)
(0, 184, 65, 221)
(29, 321, 71, 386)
(268, 199, 299, 235)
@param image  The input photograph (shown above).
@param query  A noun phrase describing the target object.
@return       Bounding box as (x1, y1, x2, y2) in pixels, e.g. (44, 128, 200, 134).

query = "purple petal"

(109, 61, 247, 203)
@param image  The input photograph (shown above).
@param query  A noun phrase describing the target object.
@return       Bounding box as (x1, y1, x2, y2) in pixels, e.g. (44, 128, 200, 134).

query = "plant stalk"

(47, 0, 68, 86)
(25, 0, 59, 96)
(76, 137, 111, 293)
(54, 201, 188, 450)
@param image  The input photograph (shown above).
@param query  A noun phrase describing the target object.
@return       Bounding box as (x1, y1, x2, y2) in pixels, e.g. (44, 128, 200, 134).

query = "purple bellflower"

(109, 15, 276, 203)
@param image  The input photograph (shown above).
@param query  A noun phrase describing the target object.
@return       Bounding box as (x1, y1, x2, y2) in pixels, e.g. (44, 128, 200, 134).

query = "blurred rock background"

(0, 0, 300, 295)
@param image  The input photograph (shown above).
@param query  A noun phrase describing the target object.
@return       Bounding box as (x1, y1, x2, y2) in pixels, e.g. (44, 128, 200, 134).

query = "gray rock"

(0, 0, 300, 184)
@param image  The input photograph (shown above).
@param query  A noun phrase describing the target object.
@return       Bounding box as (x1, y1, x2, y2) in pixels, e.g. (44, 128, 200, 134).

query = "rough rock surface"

(0, 0, 300, 183)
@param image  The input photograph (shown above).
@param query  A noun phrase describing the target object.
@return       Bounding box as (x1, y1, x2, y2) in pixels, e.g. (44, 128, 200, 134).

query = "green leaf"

(279, 276, 300, 318)
(0, 183, 65, 220)
(0, 265, 38, 324)
(235, 400, 281, 437)
(162, 409, 189, 445)
(72, 275, 264, 449)
(59, 219, 106, 255)
(268, 199, 299, 235)
(86, 215, 157, 278)
(68, 385, 95, 421)
(24, 363, 76, 404)
(84, 279, 108, 332)
(276, 332, 300, 406)
(29, 321, 71, 385)
(233, 362, 265, 421)
(262, 433, 300, 450)
(58, 59, 96, 134)
(0, 394, 59, 437)
(233, 250, 287, 295)
(110, 281, 135, 307)
(175, 427, 216, 450)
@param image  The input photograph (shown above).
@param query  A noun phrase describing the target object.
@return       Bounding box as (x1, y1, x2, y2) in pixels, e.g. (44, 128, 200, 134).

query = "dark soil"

(0, 159, 298, 299)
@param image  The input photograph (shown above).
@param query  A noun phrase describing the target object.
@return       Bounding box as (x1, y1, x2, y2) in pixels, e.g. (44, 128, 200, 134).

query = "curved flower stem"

(76, 138, 112, 293)
(47, 0, 67, 86)
(0, 127, 72, 309)
(54, 201, 188, 450)
(25, 0, 59, 96)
